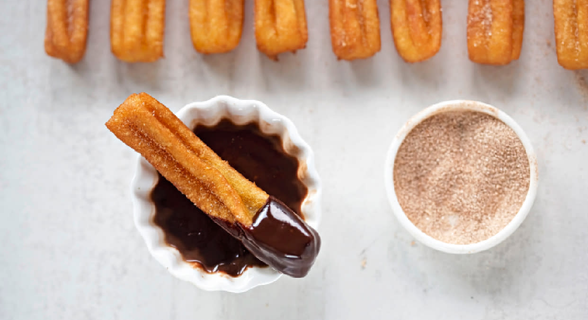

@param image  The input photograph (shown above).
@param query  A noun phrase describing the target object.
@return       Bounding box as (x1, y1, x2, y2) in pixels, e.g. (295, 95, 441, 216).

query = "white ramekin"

(131, 96, 322, 292)
(384, 100, 538, 254)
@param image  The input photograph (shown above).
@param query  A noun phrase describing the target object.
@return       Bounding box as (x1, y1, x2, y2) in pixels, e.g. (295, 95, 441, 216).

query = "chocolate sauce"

(152, 120, 312, 277)
(195, 121, 307, 213)
(209, 196, 321, 278)
(152, 175, 264, 276)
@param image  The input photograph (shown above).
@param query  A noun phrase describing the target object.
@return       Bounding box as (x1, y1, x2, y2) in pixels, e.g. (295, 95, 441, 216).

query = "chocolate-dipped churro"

(106, 93, 320, 277)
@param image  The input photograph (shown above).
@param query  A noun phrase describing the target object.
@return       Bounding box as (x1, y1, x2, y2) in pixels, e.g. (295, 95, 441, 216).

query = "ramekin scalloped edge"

(131, 96, 322, 292)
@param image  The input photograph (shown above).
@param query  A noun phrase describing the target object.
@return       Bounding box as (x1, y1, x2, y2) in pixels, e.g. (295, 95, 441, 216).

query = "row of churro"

(330, 0, 442, 62)
(192, 0, 309, 59)
(45, 0, 588, 69)
(45, 0, 308, 63)
(331, 0, 523, 65)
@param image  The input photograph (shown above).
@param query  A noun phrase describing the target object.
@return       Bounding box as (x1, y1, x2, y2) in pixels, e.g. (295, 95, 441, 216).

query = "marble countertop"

(1, 0, 587, 319)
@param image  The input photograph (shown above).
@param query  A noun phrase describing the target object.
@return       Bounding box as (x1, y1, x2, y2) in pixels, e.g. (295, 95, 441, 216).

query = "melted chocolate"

(195, 121, 307, 214)
(241, 197, 321, 277)
(152, 175, 264, 276)
(152, 120, 312, 277)
(210, 197, 321, 278)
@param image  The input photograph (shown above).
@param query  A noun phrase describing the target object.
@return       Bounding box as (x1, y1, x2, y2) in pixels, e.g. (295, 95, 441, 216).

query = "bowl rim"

(130, 95, 322, 292)
(384, 100, 539, 254)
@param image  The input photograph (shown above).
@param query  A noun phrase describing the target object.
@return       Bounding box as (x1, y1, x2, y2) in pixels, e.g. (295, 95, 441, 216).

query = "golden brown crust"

(44, 0, 89, 63)
(511, 0, 525, 60)
(390, 0, 442, 63)
(467, 0, 524, 65)
(553, 0, 588, 70)
(254, 0, 309, 59)
(106, 93, 269, 226)
(189, 0, 244, 54)
(329, 0, 381, 61)
(110, 0, 166, 62)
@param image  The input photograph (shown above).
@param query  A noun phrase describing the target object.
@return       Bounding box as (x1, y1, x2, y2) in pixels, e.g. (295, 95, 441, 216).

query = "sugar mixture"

(393, 110, 530, 245)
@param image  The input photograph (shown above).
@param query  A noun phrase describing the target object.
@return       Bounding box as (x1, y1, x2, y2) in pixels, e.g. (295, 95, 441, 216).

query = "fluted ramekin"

(131, 96, 322, 292)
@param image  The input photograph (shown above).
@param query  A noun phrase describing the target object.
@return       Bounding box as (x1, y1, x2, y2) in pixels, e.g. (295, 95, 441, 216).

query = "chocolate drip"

(211, 197, 321, 278)
(241, 196, 321, 278)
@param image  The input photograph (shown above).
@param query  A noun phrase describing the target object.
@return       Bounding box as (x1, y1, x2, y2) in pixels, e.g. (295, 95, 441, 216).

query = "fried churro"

(107, 93, 266, 224)
(553, 0, 588, 70)
(467, 0, 525, 65)
(390, 0, 442, 63)
(511, 0, 525, 60)
(254, 0, 309, 59)
(110, 0, 166, 62)
(329, 0, 381, 60)
(190, 0, 244, 54)
(106, 93, 320, 277)
(45, 0, 89, 63)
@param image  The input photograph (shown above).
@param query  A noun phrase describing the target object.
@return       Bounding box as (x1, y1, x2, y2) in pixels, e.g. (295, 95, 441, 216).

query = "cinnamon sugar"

(393, 111, 530, 245)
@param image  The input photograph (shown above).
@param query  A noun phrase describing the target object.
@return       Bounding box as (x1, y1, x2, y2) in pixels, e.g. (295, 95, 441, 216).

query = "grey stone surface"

(0, 0, 587, 319)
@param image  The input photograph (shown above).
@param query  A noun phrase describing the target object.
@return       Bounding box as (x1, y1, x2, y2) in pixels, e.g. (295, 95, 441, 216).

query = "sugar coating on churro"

(553, 0, 588, 70)
(329, 0, 381, 60)
(390, 0, 442, 63)
(111, 0, 166, 62)
(190, 0, 244, 54)
(106, 93, 268, 226)
(467, 0, 524, 65)
(511, 0, 525, 60)
(45, 0, 89, 63)
(255, 0, 309, 59)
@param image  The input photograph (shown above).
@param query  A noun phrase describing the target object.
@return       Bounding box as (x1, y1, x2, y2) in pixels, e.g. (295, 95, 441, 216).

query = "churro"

(107, 93, 266, 225)
(190, 0, 244, 54)
(553, 0, 588, 70)
(254, 0, 309, 59)
(106, 93, 320, 277)
(329, 0, 381, 60)
(390, 0, 442, 63)
(45, 0, 89, 63)
(467, 0, 525, 65)
(110, 0, 166, 62)
(511, 0, 525, 60)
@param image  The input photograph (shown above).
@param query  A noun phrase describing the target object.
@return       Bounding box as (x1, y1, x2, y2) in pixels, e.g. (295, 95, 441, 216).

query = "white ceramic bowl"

(131, 96, 322, 292)
(384, 100, 538, 254)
